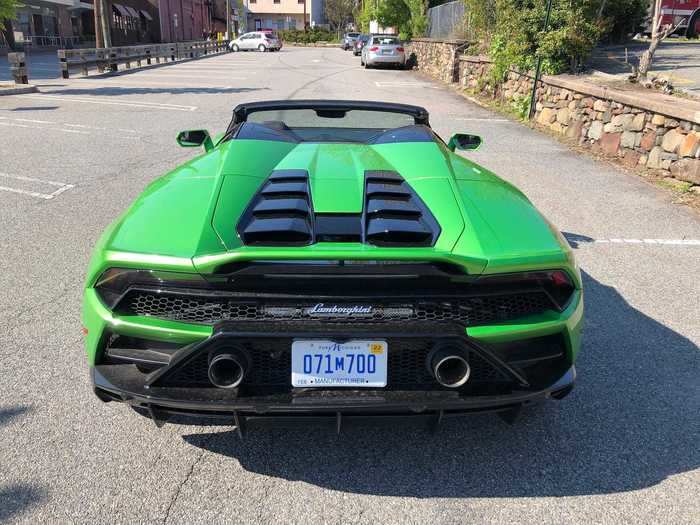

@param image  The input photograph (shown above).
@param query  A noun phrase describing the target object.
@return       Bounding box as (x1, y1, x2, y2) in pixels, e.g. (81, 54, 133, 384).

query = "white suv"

(229, 32, 282, 52)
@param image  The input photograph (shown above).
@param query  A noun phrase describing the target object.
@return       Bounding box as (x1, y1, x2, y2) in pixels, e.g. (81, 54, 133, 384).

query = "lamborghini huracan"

(83, 100, 583, 434)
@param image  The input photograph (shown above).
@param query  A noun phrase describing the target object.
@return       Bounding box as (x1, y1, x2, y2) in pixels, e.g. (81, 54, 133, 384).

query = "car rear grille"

(120, 291, 554, 327)
(161, 337, 509, 390)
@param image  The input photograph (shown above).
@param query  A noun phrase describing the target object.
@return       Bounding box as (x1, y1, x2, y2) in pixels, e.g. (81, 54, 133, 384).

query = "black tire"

(687, 12, 700, 38)
(258, 44, 266, 52)
(231, 44, 239, 52)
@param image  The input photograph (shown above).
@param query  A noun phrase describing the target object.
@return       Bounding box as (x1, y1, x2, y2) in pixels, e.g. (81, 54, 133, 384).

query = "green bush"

(487, 0, 602, 79)
(278, 28, 339, 43)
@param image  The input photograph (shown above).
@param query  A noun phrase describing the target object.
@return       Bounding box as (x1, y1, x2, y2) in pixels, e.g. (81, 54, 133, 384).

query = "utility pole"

(303, 0, 307, 31)
(226, 0, 232, 40)
(94, 0, 103, 48)
(528, 0, 553, 119)
(94, 0, 112, 48)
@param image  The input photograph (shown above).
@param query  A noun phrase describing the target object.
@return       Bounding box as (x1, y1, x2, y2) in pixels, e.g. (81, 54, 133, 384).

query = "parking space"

(0, 46, 698, 524)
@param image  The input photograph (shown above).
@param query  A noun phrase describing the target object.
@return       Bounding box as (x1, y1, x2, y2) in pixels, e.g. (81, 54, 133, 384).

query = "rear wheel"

(258, 44, 266, 52)
(687, 12, 700, 38)
(231, 44, 239, 52)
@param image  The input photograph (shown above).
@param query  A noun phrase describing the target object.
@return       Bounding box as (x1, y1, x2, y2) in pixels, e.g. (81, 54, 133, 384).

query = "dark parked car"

(353, 34, 370, 56)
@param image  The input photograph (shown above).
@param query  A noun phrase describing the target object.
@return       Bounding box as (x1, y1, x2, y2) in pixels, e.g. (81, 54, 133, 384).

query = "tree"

(636, 0, 683, 83)
(0, 0, 18, 51)
(374, 0, 427, 39)
(325, 0, 355, 33)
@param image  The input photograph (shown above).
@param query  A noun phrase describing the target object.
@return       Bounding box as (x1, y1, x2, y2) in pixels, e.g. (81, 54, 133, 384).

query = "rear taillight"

(477, 271, 576, 311)
(396, 47, 404, 52)
(94, 268, 207, 308)
(369, 46, 379, 52)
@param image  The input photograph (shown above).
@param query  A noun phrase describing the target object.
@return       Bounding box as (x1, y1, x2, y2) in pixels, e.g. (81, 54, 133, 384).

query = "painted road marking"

(15, 94, 197, 111)
(0, 120, 90, 134)
(0, 172, 74, 200)
(374, 81, 434, 88)
(116, 73, 247, 80)
(0, 117, 141, 139)
(453, 117, 510, 122)
(595, 238, 700, 246)
(569, 236, 700, 247)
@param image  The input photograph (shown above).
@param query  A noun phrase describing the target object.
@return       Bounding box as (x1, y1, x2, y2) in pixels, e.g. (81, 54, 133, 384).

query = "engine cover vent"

(363, 170, 440, 247)
(237, 170, 440, 247)
(237, 169, 314, 246)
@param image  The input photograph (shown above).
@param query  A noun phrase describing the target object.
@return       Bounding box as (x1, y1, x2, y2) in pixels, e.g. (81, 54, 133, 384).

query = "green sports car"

(83, 100, 583, 433)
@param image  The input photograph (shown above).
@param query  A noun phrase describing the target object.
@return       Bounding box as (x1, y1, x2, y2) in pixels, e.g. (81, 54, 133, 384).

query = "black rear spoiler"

(230, 100, 430, 126)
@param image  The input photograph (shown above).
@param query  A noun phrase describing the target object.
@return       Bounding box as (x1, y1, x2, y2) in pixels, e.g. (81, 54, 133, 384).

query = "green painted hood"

(90, 138, 573, 285)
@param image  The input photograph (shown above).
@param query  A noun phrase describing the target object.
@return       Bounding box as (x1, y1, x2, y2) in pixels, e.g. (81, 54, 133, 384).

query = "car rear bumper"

(366, 54, 405, 65)
(92, 365, 575, 431)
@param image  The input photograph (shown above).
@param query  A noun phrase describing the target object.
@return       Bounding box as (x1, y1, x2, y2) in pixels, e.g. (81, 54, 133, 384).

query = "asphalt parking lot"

(0, 47, 698, 523)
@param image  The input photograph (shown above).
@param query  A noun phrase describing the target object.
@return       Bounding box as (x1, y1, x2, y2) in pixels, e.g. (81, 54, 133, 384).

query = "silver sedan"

(361, 35, 406, 69)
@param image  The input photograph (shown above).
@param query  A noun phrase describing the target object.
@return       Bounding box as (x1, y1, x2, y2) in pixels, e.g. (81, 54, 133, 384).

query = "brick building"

(158, 0, 213, 42)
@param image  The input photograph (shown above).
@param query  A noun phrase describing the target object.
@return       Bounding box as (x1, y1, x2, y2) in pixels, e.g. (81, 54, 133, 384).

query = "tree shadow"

(0, 106, 59, 112)
(182, 270, 699, 498)
(0, 405, 31, 427)
(48, 86, 267, 96)
(0, 484, 47, 522)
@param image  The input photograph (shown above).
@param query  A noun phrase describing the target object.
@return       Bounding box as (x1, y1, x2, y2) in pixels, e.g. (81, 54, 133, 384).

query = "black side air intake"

(363, 171, 440, 246)
(237, 169, 314, 246)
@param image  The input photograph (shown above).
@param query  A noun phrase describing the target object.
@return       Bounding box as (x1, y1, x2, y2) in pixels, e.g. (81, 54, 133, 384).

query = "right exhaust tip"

(430, 347, 471, 388)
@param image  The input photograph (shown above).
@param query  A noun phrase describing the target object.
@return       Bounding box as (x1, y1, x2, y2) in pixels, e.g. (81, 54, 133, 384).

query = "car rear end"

(262, 31, 282, 50)
(354, 35, 369, 56)
(365, 36, 405, 67)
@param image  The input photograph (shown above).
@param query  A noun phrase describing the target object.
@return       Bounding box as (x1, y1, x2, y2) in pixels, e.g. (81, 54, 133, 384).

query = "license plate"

(382, 49, 392, 54)
(291, 340, 387, 388)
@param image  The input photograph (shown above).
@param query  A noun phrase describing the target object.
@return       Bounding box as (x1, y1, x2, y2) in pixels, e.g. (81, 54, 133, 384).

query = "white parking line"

(453, 117, 510, 122)
(374, 81, 438, 89)
(117, 73, 247, 81)
(0, 172, 74, 200)
(595, 238, 700, 246)
(15, 94, 197, 111)
(0, 120, 90, 134)
(0, 116, 141, 138)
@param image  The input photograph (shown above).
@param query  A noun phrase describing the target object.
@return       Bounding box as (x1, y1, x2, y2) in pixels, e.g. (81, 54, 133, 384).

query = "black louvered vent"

(364, 171, 440, 247)
(237, 169, 440, 247)
(237, 170, 313, 246)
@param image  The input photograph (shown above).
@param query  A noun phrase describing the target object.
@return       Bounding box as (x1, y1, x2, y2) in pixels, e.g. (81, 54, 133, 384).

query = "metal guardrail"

(57, 40, 229, 79)
(8, 52, 28, 84)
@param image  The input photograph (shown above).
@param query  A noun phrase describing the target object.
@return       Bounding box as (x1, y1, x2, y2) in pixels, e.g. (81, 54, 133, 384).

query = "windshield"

(239, 108, 421, 143)
(372, 36, 400, 45)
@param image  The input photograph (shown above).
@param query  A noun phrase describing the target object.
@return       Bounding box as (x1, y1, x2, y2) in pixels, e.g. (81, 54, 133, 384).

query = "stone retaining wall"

(405, 38, 469, 83)
(457, 55, 700, 187)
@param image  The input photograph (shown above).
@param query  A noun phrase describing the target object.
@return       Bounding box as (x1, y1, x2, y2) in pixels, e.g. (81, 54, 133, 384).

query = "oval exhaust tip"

(208, 352, 245, 389)
(431, 348, 471, 388)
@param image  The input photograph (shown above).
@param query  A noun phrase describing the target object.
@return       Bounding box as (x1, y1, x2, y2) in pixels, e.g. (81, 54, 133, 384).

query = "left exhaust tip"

(208, 349, 248, 389)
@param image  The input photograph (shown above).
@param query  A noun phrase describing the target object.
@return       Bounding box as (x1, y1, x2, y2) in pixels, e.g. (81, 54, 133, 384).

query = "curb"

(0, 84, 38, 96)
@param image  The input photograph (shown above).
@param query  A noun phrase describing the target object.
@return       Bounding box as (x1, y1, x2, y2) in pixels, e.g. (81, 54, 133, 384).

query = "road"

(0, 47, 698, 524)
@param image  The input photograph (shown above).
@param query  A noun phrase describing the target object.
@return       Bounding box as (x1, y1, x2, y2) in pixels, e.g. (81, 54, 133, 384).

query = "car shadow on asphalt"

(45, 86, 269, 96)
(182, 270, 699, 497)
(0, 484, 48, 522)
(0, 405, 31, 427)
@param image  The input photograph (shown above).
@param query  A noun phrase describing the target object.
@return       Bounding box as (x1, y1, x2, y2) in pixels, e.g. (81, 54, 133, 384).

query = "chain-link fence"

(427, 1, 472, 40)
